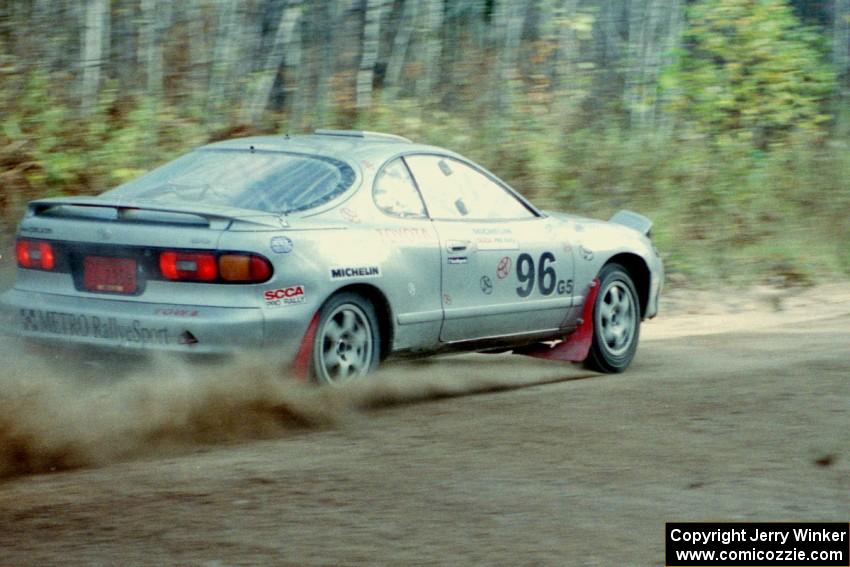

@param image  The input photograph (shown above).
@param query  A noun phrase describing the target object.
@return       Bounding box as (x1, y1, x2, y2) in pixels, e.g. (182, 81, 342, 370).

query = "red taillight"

(219, 254, 273, 282)
(16, 239, 55, 271)
(39, 241, 55, 270)
(15, 240, 30, 268)
(159, 250, 272, 283)
(159, 251, 218, 281)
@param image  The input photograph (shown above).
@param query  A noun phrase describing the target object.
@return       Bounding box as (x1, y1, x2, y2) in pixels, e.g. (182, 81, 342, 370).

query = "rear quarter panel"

(229, 185, 444, 353)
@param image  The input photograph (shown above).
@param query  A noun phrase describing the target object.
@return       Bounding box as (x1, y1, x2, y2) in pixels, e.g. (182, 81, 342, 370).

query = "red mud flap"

(291, 312, 320, 381)
(514, 278, 600, 363)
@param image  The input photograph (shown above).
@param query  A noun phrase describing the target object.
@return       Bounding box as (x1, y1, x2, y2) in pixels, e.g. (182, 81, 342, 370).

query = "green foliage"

(359, 91, 850, 284)
(671, 0, 835, 147)
(1, 0, 848, 286)
(0, 72, 208, 226)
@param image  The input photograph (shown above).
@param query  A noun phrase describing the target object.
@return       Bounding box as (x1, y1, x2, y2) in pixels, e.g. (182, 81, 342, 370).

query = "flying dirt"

(0, 339, 580, 479)
(0, 345, 344, 478)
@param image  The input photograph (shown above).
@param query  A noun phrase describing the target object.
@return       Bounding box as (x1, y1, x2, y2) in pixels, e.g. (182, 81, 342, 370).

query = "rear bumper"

(0, 288, 303, 361)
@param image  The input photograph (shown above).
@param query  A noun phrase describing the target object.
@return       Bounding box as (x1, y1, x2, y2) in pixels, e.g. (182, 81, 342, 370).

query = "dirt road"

(0, 286, 848, 566)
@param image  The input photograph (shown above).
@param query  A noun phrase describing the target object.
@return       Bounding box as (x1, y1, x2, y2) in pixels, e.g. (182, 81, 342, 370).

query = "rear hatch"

(14, 197, 287, 308)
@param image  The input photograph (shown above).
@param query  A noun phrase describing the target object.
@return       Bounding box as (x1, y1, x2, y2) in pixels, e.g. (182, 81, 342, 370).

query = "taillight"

(16, 239, 55, 271)
(219, 254, 272, 282)
(158, 251, 272, 283)
(159, 251, 217, 281)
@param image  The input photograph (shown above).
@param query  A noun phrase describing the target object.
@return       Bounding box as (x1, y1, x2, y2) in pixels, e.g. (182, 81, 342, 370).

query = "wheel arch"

(603, 253, 650, 319)
(325, 283, 394, 360)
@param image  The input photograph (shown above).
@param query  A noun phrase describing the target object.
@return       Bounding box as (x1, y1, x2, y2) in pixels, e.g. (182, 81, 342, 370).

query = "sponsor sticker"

(264, 285, 306, 306)
(496, 256, 512, 279)
(19, 309, 170, 346)
(376, 227, 431, 244)
(480, 275, 493, 295)
(329, 266, 381, 279)
(340, 207, 360, 224)
(270, 235, 294, 254)
(154, 308, 200, 317)
(19, 226, 52, 235)
(474, 236, 519, 251)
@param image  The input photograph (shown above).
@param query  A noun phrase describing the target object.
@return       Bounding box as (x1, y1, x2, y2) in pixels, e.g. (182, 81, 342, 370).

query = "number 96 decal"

(515, 252, 573, 298)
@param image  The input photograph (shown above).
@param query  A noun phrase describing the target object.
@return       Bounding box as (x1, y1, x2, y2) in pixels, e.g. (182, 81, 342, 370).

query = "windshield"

(104, 149, 357, 214)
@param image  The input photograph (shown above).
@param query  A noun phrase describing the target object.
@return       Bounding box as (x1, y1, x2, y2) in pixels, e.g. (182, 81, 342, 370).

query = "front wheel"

(583, 263, 640, 373)
(311, 293, 381, 385)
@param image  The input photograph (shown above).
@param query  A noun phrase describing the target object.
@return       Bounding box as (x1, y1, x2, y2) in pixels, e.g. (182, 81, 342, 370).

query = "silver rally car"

(1, 130, 662, 383)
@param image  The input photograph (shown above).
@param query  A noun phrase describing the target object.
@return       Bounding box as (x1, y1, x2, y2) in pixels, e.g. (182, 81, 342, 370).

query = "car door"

(403, 154, 575, 343)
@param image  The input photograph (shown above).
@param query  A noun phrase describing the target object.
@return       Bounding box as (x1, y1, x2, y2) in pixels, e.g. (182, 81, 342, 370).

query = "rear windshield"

(104, 149, 357, 214)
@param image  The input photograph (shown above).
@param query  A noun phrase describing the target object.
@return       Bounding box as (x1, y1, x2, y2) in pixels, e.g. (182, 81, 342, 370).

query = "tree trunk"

(835, 0, 850, 83)
(356, 0, 384, 109)
(35, 0, 60, 72)
(625, 0, 669, 130)
(244, 2, 302, 124)
(493, 0, 527, 115)
(188, 0, 209, 106)
(590, 0, 625, 114)
(657, 0, 684, 135)
(384, 0, 418, 100)
(208, 0, 240, 117)
(554, 0, 580, 93)
(835, 0, 850, 133)
(80, 0, 109, 115)
(315, 0, 342, 126)
(417, 0, 443, 102)
(112, 1, 137, 93)
(285, 5, 305, 128)
(139, 0, 165, 99)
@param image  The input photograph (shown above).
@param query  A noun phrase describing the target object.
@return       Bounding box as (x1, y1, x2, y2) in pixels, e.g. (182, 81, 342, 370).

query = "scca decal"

(264, 285, 307, 306)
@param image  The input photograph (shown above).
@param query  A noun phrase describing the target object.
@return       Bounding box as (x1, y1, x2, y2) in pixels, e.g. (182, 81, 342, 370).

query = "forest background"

(1, 0, 848, 285)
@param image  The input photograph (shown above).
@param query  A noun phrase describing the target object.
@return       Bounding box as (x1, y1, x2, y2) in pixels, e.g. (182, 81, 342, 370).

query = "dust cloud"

(0, 339, 574, 480)
(0, 341, 345, 479)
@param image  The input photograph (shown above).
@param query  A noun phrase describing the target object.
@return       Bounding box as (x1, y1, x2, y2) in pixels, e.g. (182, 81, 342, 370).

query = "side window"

(372, 158, 427, 218)
(404, 155, 536, 220)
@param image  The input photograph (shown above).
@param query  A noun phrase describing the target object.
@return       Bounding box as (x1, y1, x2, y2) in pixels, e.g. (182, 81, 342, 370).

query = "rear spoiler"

(609, 210, 652, 237)
(27, 196, 290, 229)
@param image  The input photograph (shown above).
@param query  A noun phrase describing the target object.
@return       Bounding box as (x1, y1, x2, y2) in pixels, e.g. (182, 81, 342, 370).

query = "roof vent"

(313, 129, 411, 143)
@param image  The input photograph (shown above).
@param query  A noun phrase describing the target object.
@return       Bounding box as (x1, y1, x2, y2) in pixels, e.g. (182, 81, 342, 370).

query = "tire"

(311, 292, 381, 385)
(583, 263, 641, 373)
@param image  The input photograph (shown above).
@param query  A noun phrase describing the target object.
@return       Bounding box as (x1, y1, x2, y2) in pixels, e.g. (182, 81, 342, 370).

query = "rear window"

(104, 149, 357, 214)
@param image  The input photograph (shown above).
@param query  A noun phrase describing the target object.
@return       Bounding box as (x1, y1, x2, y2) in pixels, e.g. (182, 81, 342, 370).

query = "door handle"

(446, 240, 469, 253)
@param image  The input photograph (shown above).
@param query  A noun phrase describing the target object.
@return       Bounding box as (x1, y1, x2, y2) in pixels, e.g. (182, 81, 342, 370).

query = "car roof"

(201, 130, 454, 165)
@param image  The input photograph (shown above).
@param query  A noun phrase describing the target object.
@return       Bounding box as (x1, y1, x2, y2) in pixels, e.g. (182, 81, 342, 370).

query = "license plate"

(83, 256, 137, 294)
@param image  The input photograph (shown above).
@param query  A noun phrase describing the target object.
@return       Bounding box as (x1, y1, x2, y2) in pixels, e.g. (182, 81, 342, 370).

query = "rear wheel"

(584, 263, 640, 373)
(311, 293, 381, 385)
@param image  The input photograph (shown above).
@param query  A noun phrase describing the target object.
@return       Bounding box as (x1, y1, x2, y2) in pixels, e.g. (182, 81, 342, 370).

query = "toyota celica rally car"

(1, 130, 663, 384)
